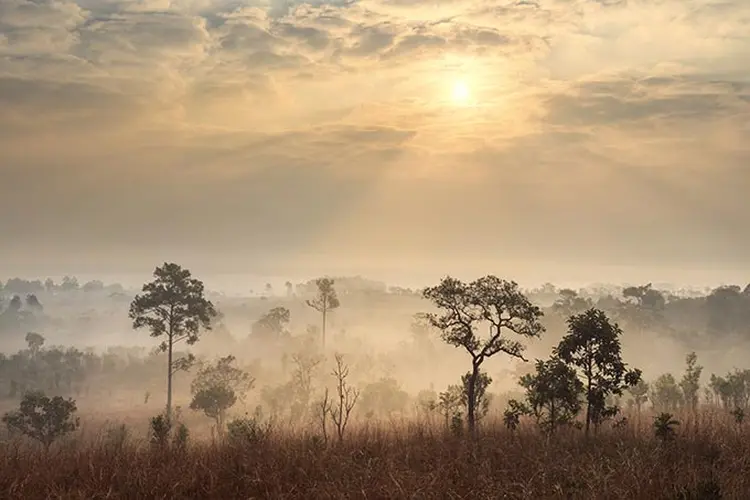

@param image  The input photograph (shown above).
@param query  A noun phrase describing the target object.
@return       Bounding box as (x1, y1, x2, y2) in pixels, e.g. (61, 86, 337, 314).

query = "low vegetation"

(1, 266, 749, 498)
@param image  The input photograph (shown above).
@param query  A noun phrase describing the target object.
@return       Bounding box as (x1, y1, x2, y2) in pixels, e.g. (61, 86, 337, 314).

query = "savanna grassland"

(0, 412, 748, 499)
(1, 271, 750, 499)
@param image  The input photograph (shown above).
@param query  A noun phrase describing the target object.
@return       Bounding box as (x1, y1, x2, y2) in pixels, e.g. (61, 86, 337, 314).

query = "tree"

(306, 278, 340, 349)
(60, 276, 79, 292)
(330, 353, 359, 442)
(460, 369, 493, 425)
(25, 294, 43, 312)
(680, 352, 703, 413)
(554, 308, 641, 437)
(285, 281, 294, 297)
(621, 283, 666, 333)
(511, 357, 584, 435)
(129, 263, 217, 420)
(2, 391, 79, 450)
(190, 384, 237, 433)
(627, 379, 649, 414)
(25, 332, 45, 355)
(651, 373, 683, 412)
(251, 307, 291, 342)
(422, 275, 544, 436)
(552, 289, 592, 318)
(191, 355, 254, 400)
(8, 295, 21, 312)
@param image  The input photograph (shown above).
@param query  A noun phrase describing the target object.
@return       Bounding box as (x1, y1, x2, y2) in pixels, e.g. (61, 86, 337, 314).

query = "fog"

(1, 271, 748, 438)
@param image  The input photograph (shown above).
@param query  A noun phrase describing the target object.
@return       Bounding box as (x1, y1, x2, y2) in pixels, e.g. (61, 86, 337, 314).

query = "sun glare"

(451, 80, 471, 104)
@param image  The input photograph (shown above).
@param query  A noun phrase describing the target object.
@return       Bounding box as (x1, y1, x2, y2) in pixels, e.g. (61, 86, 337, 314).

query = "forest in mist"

(1, 265, 749, 498)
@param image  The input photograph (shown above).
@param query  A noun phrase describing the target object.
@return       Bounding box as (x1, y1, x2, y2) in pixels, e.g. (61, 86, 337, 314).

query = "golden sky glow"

(0, 0, 749, 282)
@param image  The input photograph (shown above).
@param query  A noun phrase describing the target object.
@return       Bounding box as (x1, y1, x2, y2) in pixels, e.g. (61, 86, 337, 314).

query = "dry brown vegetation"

(1, 411, 748, 499)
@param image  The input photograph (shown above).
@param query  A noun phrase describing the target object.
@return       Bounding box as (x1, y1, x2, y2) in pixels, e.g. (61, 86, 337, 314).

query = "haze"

(0, 0, 748, 284)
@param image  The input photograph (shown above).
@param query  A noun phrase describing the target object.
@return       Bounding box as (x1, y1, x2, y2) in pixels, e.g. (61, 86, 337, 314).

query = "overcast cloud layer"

(1, 0, 748, 283)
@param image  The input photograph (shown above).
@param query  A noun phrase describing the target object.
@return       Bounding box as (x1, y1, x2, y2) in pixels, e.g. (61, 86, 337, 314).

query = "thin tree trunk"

(322, 307, 327, 349)
(166, 334, 173, 421)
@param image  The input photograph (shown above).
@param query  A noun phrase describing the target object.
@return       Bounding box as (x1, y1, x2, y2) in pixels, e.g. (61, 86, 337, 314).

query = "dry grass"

(1, 412, 748, 499)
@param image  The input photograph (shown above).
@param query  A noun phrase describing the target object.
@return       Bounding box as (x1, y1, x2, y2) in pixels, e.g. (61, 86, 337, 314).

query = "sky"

(0, 0, 749, 286)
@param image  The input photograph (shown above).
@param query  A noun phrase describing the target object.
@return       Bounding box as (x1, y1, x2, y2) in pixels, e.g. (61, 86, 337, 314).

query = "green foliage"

(2, 391, 79, 449)
(516, 357, 584, 434)
(554, 308, 641, 436)
(422, 275, 544, 434)
(653, 412, 679, 441)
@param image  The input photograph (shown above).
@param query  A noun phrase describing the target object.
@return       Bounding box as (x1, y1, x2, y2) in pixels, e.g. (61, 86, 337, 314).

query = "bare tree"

(306, 278, 340, 349)
(316, 388, 333, 444)
(423, 275, 545, 436)
(330, 353, 359, 442)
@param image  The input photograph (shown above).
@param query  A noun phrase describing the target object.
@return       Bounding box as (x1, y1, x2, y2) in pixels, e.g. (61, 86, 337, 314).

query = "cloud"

(1, 0, 749, 278)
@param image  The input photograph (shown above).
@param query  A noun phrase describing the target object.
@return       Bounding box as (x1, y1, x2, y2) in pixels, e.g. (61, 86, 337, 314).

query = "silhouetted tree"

(554, 308, 641, 436)
(552, 289, 592, 318)
(8, 295, 21, 312)
(508, 356, 584, 435)
(306, 278, 340, 349)
(190, 384, 236, 434)
(651, 373, 683, 412)
(2, 391, 79, 450)
(251, 307, 290, 341)
(423, 275, 544, 436)
(25, 294, 43, 312)
(627, 379, 649, 415)
(680, 352, 702, 413)
(25, 332, 45, 355)
(129, 263, 217, 420)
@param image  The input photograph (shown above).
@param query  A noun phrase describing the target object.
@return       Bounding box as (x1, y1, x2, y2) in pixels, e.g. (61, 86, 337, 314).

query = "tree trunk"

(166, 334, 173, 422)
(322, 307, 327, 350)
(467, 362, 479, 437)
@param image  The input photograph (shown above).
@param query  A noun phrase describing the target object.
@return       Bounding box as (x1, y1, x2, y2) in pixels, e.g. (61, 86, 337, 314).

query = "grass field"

(0, 410, 747, 499)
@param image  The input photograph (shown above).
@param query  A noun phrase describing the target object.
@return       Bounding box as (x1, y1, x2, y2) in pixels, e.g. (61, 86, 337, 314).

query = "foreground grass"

(1, 416, 748, 499)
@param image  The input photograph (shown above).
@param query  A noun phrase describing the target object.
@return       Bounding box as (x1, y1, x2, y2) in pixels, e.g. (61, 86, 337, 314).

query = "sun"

(451, 80, 471, 104)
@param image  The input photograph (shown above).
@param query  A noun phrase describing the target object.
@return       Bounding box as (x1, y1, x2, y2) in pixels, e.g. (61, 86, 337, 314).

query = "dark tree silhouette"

(25, 294, 43, 312)
(507, 356, 584, 435)
(2, 391, 79, 450)
(555, 308, 641, 437)
(423, 275, 544, 436)
(129, 263, 217, 420)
